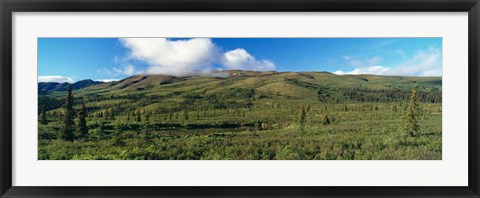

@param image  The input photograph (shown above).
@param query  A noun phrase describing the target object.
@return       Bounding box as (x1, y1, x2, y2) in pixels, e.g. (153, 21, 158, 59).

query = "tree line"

(40, 85, 88, 141)
(41, 83, 424, 141)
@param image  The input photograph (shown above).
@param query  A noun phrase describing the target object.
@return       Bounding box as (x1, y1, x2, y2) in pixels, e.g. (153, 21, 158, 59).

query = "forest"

(38, 70, 442, 160)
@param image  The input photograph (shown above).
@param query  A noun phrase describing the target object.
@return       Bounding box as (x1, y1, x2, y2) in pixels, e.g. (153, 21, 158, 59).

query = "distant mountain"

(75, 70, 441, 102)
(38, 79, 102, 92)
(39, 71, 442, 104)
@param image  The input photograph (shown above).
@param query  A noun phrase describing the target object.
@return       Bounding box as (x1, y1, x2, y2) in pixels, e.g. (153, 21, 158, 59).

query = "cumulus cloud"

(120, 38, 218, 76)
(38, 76, 74, 83)
(223, 48, 275, 71)
(97, 79, 119, 82)
(335, 46, 442, 76)
(113, 65, 141, 76)
(119, 38, 275, 77)
(334, 66, 391, 75)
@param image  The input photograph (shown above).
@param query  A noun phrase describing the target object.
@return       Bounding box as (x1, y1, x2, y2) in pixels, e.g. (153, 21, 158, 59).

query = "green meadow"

(38, 70, 442, 160)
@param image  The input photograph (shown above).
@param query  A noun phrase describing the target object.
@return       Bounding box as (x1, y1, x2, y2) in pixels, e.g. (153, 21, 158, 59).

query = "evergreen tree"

(110, 107, 115, 120)
(104, 109, 109, 120)
(322, 115, 330, 125)
(76, 103, 88, 138)
(299, 106, 306, 126)
(40, 103, 48, 125)
(184, 108, 189, 120)
(59, 84, 75, 141)
(136, 110, 141, 122)
(401, 89, 420, 137)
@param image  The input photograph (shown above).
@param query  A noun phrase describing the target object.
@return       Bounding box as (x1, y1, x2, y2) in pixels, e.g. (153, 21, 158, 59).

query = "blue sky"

(38, 38, 442, 83)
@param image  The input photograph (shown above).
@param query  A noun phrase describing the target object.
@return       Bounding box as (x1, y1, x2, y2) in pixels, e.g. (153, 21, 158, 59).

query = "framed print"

(1, 0, 479, 197)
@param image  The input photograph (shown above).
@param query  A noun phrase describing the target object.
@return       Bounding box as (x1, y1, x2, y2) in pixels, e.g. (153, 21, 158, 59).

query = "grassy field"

(38, 71, 442, 160)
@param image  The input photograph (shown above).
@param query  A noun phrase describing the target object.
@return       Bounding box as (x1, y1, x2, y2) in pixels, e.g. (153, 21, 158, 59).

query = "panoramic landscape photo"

(38, 38, 442, 160)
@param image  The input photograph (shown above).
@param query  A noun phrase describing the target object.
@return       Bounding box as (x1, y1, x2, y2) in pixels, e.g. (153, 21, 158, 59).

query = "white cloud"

(97, 79, 119, 82)
(334, 65, 391, 75)
(223, 48, 275, 71)
(97, 65, 142, 76)
(391, 46, 442, 76)
(115, 65, 140, 75)
(118, 38, 276, 76)
(38, 76, 74, 83)
(334, 46, 442, 76)
(120, 38, 218, 76)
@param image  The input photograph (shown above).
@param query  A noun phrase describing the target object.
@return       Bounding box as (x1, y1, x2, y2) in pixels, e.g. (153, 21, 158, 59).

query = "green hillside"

(38, 71, 442, 160)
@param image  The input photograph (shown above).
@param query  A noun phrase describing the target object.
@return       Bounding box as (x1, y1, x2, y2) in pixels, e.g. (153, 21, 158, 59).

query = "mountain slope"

(74, 70, 441, 100)
(38, 79, 102, 92)
(39, 70, 442, 116)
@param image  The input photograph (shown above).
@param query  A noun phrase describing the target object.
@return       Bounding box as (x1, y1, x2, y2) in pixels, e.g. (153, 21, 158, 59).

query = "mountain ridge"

(38, 79, 102, 92)
(38, 70, 442, 96)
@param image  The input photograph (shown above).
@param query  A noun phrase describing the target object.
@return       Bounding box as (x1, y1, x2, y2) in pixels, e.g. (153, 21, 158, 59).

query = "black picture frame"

(1, 0, 479, 197)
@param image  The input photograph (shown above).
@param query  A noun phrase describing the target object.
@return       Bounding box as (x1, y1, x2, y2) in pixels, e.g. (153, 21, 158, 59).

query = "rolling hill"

(41, 70, 441, 96)
(38, 79, 102, 92)
(37, 70, 443, 160)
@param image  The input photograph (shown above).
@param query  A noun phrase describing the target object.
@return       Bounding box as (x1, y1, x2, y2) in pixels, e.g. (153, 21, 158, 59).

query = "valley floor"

(38, 102, 442, 160)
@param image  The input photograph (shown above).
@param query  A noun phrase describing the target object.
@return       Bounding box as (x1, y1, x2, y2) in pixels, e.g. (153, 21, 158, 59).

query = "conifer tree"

(59, 84, 75, 141)
(136, 110, 141, 122)
(110, 107, 115, 120)
(401, 89, 420, 137)
(322, 115, 330, 125)
(299, 106, 306, 126)
(76, 103, 88, 138)
(184, 108, 189, 121)
(104, 109, 109, 120)
(40, 103, 48, 125)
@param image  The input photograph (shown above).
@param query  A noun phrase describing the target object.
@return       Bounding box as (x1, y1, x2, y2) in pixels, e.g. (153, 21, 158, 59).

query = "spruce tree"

(104, 109, 109, 120)
(184, 108, 189, 121)
(136, 110, 141, 122)
(76, 103, 88, 138)
(110, 107, 115, 120)
(322, 115, 330, 125)
(299, 106, 306, 126)
(40, 103, 48, 125)
(401, 89, 420, 137)
(59, 84, 75, 141)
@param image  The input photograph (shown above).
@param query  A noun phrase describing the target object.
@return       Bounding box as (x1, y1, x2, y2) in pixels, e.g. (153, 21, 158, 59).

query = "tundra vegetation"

(38, 70, 442, 160)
